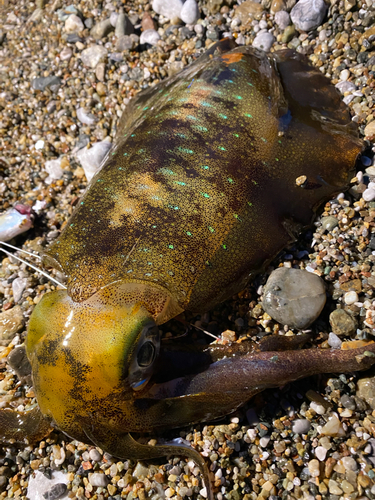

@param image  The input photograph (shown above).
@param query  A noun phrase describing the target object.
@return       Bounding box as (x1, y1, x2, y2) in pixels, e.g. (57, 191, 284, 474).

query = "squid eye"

(128, 322, 160, 391)
(137, 341, 156, 367)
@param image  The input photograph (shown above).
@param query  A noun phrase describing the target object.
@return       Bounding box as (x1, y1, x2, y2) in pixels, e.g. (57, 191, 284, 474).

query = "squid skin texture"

(45, 40, 361, 309)
(1, 40, 367, 490)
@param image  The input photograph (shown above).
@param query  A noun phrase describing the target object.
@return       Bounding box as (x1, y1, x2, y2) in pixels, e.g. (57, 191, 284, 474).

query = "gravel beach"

(2, 0, 375, 499)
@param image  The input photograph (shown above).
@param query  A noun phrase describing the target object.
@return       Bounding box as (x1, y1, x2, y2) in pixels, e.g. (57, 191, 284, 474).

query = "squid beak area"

(25, 288, 154, 442)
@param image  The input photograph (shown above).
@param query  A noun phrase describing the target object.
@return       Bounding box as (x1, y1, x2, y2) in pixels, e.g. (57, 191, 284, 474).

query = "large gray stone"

(262, 267, 326, 329)
(291, 0, 327, 31)
(115, 11, 134, 37)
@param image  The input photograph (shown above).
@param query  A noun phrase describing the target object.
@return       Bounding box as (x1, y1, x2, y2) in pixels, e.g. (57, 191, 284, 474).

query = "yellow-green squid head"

(25, 287, 159, 442)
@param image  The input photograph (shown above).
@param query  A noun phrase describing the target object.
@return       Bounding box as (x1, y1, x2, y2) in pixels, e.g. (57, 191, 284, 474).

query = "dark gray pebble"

(340, 394, 356, 410)
(0, 476, 6, 490)
(43, 483, 67, 500)
(7, 345, 32, 378)
(66, 33, 82, 43)
(32, 76, 62, 92)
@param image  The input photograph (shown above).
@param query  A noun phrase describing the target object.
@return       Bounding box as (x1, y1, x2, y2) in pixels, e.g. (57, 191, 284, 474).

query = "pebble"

(252, 31, 275, 51)
(0, 206, 33, 242)
(44, 158, 64, 183)
(115, 11, 134, 37)
(152, 0, 184, 20)
(344, 291, 359, 305)
(292, 419, 311, 434)
(116, 35, 135, 51)
(7, 345, 31, 379)
(259, 436, 271, 447)
(76, 107, 97, 126)
(340, 456, 358, 471)
(59, 47, 73, 61)
(56, 5, 78, 21)
(88, 473, 109, 487)
(90, 18, 114, 39)
(43, 483, 67, 499)
(76, 141, 112, 181)
(235, 1, 264, 23)
(320, 215, 338, 232)
(328, 332, 342, 349)
(110, 11, 118, 27)
(290, 0, 327, 31)
(0, 305, 24, 344)
(328, 479, 343, 495)
(310, 401, 326, 415)
(274, 10, 290, 29)
(12, 277, 28, 304)
(32, 76, 61, 92)
(142, 12, 156, 31)
(3, 0, 375, 498)
(364, 120, 375, 139)
(329, 309, 356, 336)
(308, 459, 320, 477)
(335, 80, 356, 94)
(133, 462, 150, 480)
(262, 268, 326, 329)
(95, 62, 105, 82)
(363, 186, 375, 201)
(64, 14, 84, 33)
(356, 377, 375, 409)
(320, 415, 345, 437)
(315, 446, 327, 461)
(140, 29, 161, 46)
(180, 0, 200, 24)
(27, 471, 68, 500)
(81, 45, 108, 68)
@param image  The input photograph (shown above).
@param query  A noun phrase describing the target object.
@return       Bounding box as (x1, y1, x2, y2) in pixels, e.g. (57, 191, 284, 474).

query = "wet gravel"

(3, 0, 375, 499)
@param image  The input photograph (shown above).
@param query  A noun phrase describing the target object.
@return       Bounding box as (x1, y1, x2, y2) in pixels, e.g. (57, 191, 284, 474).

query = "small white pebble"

(328, 332, 342, 349)
(247, 428, 257, 441)
(340, 409, 353, 418)
(199, 487, 207, 498)
(315, 446, 327, 461)
(363, 187, 375, 201)
(310, 401, 326, 415)
(340, 456, 358, 471)
(339, 69, 350, 81)
(215, 469, 223, 479)
(344, 291, 359, 305)
(259, 436, 270, 448)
